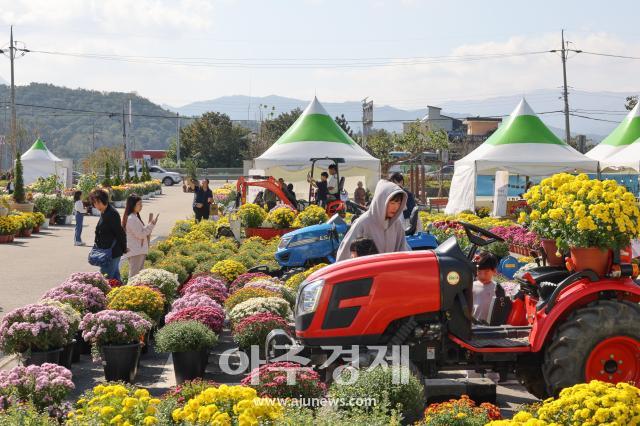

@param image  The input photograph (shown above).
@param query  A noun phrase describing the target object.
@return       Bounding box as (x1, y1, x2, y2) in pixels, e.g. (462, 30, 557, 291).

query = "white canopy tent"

(21, 138, 65, 186)
(586, 102, 640, 161)
(445, 99, 599, 214)
(254, 97, 381, 195)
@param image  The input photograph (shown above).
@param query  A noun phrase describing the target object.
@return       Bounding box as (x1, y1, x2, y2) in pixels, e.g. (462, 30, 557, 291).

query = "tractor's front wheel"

(542, 300, 640, 396)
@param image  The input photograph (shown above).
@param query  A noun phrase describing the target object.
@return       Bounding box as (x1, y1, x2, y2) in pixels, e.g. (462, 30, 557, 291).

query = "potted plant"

(0, 216, 20, 243)
(79, 310, 152, 382)
(250, 206, 297, 238)
(521, 173, 640, 274)
(165, 305, 225, 334)
(0, 304, 70, 365)
(106, 285, 166, 324)
(237, 203, 275, 238)
(14, 213, 35, 237)
(42, 282, 108, 315)
(155, 320, 218, 384)
(292, 204, 328, 228)
(127, 268, 181, 302)
(32, 212, 45, 233)
(232, 312, 291, 353)
(9, 152, 34, 213)
(38, 299, 82, 367)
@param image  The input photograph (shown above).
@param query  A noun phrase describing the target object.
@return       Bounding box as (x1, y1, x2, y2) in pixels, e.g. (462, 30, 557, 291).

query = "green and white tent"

(254, 97, 380, 192)
(598, 103, 640, 171)
(587, 102, 640, 161)
(445, 99, 598, 214)
(21, 138, 64, 185)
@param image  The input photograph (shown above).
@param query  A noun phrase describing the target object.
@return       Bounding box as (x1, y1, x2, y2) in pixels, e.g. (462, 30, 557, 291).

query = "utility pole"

(361, 97, 373, 148)
(560, 29, 571, 144)
(122, 104, 127, 162)
(9, 26, 17, 159)
(176, 113, 181, 168)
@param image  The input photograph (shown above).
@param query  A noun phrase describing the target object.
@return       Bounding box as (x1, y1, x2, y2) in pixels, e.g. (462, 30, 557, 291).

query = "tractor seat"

(405, 207, 420, 236)
(515, 266, 571, 286)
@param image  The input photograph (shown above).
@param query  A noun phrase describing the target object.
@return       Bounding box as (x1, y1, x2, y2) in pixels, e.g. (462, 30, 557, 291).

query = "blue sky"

(0, 0, 638, 110)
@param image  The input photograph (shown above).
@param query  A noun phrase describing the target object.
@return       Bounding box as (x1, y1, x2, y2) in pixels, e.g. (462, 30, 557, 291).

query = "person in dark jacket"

(90, 189, 127, 280)
(193, 179, 213, 222)
(389, 172, 416, 221)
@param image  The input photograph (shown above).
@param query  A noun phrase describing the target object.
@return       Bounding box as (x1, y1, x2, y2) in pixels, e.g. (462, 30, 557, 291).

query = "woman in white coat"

(122, 194, 158, 279)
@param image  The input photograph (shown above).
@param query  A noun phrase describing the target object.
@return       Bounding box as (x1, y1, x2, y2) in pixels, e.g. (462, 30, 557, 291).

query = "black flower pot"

(200, 348, 209, 375)
(22, 348, 63, 366)
(141, 331, 151, 355)
(72, 339, 81, 363)
(173, 349, 207, 385)
(59, 340, 76, 369)
(76, 331, 91, 355)
(102, 343, 141, 383)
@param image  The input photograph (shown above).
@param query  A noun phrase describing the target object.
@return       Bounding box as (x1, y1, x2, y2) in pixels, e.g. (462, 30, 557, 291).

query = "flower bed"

(242, 361, 326, 399)
(165, 306, 225, 333)
(42, 282, 107, 314)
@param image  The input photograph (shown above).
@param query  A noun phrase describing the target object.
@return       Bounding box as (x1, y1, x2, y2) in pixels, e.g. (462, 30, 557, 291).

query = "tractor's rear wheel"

(542, 300, 640, 396)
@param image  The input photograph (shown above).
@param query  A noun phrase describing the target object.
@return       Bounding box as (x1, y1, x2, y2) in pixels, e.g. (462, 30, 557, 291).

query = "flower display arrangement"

(228, 297, 292, 325)
(266, 207, 296, 229)
(0, 304, 69, 355)
(0, 400, 58, 424)
(42, 281, 108, 314)
(107, 285, 165, 322)
(127, 268, 181, 301)
(520, 173, 640, 251)
(171, 293, 223, 313)
(170, 384, 283, 425)
(238, 203, 268, 228)
(292, 204, 328, 228)
(160, 379, 219, 407)
(241, 361, 326, 399)
(154, 258, 189, 284)
(66, 271, 111, 294)
(165, 306, 225, 334)
(0, 216, 20, 235)
(180, 276, 229, 304)
(244, 280, 296, 307)
(155, 320, 218, 353)
(285, 263, 328, 292)
(108, 278, 123, 289)
(229, 272, 271, 294)
(490, 225, 540, 250)
(224, 287, 281, 312)
(489, 380, 640, 426)
(211, 259, 247, 283)
(0, 363, 74, 412)
(79, 310, 152, 355)
(233, 312, 292, 351)
(67, 384, 161, 426)
(39, 299, 82, 341)
(418, 395, 502, 425)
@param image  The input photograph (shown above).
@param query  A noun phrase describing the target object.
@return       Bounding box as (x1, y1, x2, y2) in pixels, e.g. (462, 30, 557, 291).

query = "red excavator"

(267, 222, 640, 398)
(235, 176, 298, 211)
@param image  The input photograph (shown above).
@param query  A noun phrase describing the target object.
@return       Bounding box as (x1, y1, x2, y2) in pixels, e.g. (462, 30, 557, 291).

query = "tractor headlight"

(297, 279, 324, 315)
(289, 235, 328, 248)
(278, 236, 292, 249)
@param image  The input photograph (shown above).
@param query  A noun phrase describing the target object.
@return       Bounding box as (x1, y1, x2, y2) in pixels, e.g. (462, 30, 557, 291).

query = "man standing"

(354, 181, 367, 206)
(389, 172, 416, 222)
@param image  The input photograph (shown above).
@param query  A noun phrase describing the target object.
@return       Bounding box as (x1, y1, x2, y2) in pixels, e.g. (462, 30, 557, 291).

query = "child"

(350, 238, 379, 258)
(309, 172, 329, 207)
(472, 251, 499, 325)
(336, 179, 409, 262)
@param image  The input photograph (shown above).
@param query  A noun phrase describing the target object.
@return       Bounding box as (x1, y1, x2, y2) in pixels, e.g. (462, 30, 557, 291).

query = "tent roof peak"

(303, 96, 330, 116)
(510, 98, 536, 118)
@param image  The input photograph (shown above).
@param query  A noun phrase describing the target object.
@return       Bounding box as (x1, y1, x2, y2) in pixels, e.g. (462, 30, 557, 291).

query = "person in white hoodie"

(336, 180, 409, 262)
(122, 194, 158, 279)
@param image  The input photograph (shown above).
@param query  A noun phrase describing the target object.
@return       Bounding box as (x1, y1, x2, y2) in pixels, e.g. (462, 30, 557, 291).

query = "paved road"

(0, 185, 194, 319)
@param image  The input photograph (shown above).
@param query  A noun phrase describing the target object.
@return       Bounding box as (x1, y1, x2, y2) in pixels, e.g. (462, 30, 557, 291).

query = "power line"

(580, 50, 640, 60)
(569, 113, 621, 123)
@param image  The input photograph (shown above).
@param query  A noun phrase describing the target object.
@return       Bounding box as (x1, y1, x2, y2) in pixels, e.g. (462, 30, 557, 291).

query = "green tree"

(123, 160, 131, 183)
(113, 164, 123, 186)
(82, 147, 123, 174)
(178, 112, 250, 167)
(626, 96, 638, 111)
(132, 166, 140, 183)
(335, 114, 355, 139)
(102, 162, 112, 187)
(13, 152, 25, 203)
(365, 129, 403, 176)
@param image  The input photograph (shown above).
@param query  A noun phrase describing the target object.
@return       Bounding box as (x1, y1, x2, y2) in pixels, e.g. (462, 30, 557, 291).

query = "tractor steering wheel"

(458, 221, 504, 261)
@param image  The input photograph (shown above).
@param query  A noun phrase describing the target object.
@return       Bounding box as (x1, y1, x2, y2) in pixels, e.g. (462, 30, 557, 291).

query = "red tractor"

(267, 223, 640, 398)
(307, 157, 347, 216)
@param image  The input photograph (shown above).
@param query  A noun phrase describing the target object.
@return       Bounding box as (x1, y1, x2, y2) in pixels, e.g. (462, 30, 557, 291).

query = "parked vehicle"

(129, 165, 182, 186)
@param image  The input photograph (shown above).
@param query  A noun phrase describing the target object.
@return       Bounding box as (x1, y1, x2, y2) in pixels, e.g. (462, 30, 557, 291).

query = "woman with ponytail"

(122, 193, 158, 279)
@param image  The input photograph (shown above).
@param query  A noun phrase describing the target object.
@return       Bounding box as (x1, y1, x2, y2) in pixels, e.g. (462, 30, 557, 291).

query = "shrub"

(238, 203, 268, 228)
(0, 304, 69, 354)
(107, 285, 165, 321)
(293, 204, 328, 228)
(155, 258, 188, 284)
(233, 313, 292, 351)
(79, 310, 151, 354)
(66, 384, 161, 426)
(165, 306, 225, 334)
(0, 401, 57, 425)
(169, 254, 198, 274)
(42, 281, 108, 314)
(66, 272, 111, 294)
(329, 366, 424, 418)
(225, 287, 281, 312)
(229, 272, 271, 293)
(12, 152, 25, 203)
(228, 297, 292, 324)
(155, 320, 218, 353)
(489, 381, 640, 426)
(171, 293, 222, 313)
(170, 384, 284, 425)
(127, 268, 180, 301)
(242, 362, 326, 399)
(419, 395, 501, 425)
(285, 263, 328, 292)
(0, 363, 74, 412)
(146, 248, 164, 264)
(193, 259, 218, 276)
(211, 259, 247, 284)
(267, 207, 296, 229)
